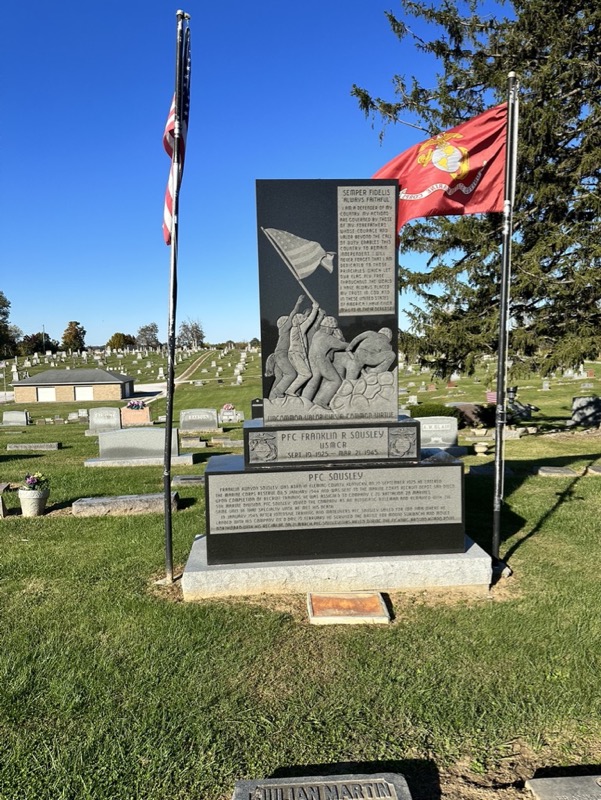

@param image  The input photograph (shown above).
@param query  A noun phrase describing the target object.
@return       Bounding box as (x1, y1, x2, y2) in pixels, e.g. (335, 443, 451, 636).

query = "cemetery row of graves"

(1, 350, 600, 798)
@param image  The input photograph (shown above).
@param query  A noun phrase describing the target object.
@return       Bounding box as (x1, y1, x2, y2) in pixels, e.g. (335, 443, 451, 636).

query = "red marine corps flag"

(373, 103, 507, 230)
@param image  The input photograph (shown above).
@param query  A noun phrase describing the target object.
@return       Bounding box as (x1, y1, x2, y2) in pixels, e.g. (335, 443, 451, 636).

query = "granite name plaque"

(244, 419, 419, 468)
(205, 455, 464, 563)
(232, 773, 412, 800)
(257, 179, 399, 427)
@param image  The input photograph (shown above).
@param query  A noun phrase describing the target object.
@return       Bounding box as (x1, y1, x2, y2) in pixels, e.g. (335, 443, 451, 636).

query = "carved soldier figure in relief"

(302, 315, 348, 409)
(345, 327, 395, 380)
(285, 300, 320, 397)
(267, 294, 305, 399)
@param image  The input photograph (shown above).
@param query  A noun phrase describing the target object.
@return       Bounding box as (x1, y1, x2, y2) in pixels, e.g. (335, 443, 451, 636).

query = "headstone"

(2, 410, 29, 426)
(251, 398, 264, 419)
(534, 465, 579, 476)
(571, 396, 601, 427)
(85, 427, 193, 466)
(542, 381, 551, 391)
(86, 407, 121, 435)
(179, 408, 219, 431)
(120, 405, 152, 427)
(231, 773, 412, 800)
(416, 416, 458, 448)
(183, 178, 477, 593)
(97, 428, 175, 460)
(7, 442, 60, 451)
(218, 406, 244, 424)
(416, 415, 468, 457)
(72, 493, 179, 517)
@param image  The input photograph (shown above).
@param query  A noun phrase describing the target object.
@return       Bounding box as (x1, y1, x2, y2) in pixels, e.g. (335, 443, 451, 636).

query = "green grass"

(1, 357, 601, 798)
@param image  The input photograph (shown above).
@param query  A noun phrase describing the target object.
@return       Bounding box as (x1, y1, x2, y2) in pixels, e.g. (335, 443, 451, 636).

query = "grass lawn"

(1, 356, 600, 799)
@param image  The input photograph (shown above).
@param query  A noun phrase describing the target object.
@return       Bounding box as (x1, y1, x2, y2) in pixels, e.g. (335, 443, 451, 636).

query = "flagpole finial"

(176, 9, 191, 19)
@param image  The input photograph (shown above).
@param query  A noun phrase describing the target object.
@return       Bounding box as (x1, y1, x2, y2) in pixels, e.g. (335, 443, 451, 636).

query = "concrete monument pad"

(231, 773, 412, 800)
(182, 535, 491, 599)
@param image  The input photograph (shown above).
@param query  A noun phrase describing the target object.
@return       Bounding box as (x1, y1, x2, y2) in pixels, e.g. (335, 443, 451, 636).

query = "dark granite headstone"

(251, 398, 264, 419)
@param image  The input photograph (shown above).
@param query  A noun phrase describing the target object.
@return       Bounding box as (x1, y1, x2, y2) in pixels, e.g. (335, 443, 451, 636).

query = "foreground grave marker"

(231, 773, 412, 800)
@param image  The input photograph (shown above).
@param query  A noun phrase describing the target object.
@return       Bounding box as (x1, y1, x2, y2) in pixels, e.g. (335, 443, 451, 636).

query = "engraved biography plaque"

(205, 455, 464, 564)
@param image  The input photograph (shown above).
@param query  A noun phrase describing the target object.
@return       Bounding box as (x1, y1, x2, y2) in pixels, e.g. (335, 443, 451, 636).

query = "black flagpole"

(492, 71, 519, 562)
(163, 10, 190, 584)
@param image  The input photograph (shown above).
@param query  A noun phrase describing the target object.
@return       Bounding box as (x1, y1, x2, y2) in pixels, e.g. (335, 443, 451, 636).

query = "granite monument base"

(182, 535, 492, 599)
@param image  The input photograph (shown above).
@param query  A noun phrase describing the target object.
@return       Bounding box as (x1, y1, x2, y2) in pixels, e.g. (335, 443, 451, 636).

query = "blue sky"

(2, 1, 452, 347)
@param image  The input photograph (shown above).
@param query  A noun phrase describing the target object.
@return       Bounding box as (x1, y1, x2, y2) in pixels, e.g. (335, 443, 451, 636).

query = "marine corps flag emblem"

(373, 103, 507, 230)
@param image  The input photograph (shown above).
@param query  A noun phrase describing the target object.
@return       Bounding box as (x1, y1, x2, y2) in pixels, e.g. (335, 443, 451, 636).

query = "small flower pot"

(18, 488, 50, 517)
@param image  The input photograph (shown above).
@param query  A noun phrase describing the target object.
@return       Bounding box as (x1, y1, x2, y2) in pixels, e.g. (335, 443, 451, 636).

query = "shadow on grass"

(0, 452, 45, 465)
(466, 452, 600, 567)
(271, 759, 441, 800)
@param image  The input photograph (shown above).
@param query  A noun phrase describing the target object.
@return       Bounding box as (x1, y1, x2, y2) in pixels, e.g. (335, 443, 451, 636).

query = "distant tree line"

(0, 298, 208, 358)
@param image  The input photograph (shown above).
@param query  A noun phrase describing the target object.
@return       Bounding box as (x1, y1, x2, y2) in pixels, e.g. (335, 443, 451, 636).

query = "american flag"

(163, 25, 191, 245)
(262, 228, 335, 280)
